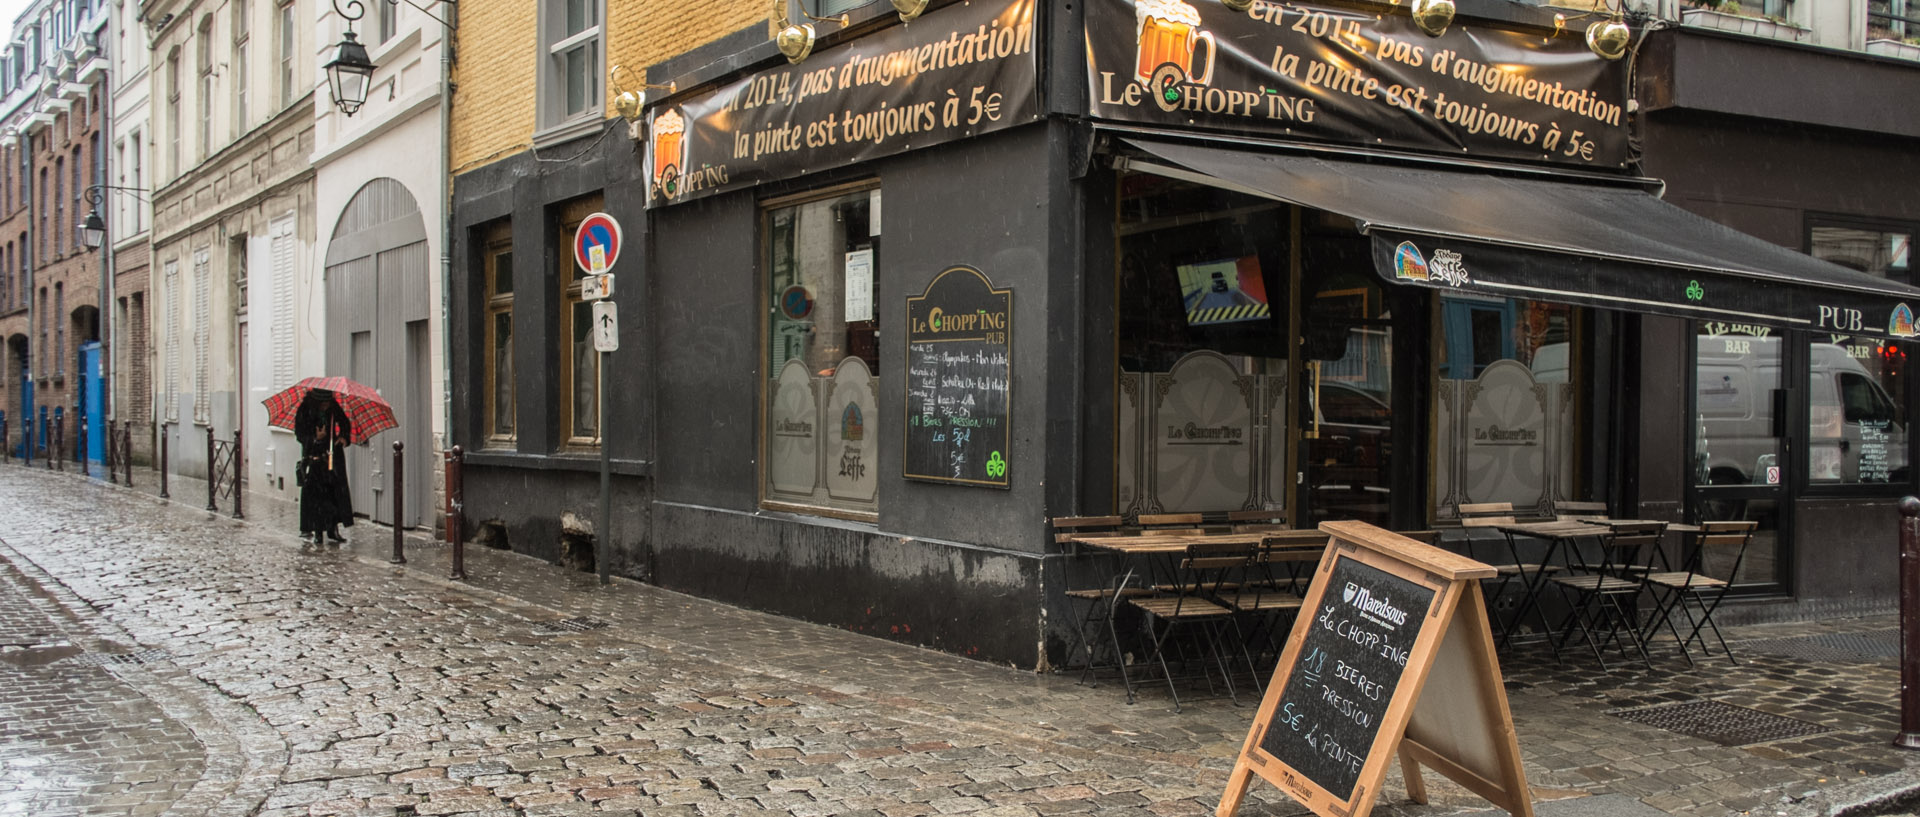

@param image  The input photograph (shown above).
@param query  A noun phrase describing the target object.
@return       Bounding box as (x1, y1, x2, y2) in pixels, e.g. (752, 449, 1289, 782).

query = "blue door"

(81, 341, 103, 470)
(14, 350, 29, 459)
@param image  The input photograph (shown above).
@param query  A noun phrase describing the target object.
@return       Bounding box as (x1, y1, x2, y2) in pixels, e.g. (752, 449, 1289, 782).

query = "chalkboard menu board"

(904, 266, 1012, 487)
(1258, 557, 1435, 799)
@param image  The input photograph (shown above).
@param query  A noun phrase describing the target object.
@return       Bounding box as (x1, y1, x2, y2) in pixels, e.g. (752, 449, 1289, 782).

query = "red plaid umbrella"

(263, 376, 398, 444)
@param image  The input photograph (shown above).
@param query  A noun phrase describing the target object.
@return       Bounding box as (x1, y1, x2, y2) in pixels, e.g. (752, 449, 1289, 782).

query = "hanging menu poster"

(905, 265, 1012, 488)
(1258, 555, 1435, 801)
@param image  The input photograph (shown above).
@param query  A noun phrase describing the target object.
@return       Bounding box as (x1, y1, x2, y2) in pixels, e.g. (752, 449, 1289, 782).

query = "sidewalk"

(6, 460, 1920, 816)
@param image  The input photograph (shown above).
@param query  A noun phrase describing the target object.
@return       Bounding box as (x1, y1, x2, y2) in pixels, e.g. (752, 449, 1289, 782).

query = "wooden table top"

(1070, 530, 1328, 555)
(1496, 520, 1613, 538)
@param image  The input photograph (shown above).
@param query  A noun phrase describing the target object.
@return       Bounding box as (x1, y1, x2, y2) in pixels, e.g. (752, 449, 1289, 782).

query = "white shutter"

(270, 215, 294, 390)
(164, 260, 179, 422)
(193, 248, 209, 425)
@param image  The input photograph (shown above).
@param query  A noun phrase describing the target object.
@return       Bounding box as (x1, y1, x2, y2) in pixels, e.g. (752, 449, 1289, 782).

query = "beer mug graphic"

(651, 109, 686, 197)
(1133, 0, 1216, 87)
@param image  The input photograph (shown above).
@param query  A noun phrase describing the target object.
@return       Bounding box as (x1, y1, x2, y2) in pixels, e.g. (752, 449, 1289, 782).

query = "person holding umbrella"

(265, 376, 398, 545)
(294, 389, 354, 543)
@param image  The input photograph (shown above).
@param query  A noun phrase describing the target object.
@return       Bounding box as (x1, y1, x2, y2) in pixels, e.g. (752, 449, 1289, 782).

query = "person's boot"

(327, 525, 345, 544)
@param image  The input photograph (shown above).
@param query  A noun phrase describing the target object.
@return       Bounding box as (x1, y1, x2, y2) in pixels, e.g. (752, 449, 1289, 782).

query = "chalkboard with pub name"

(1258, 557, 1435, 800)
(1219, 523, 1532, 817)
(904, 265, 1012, 488)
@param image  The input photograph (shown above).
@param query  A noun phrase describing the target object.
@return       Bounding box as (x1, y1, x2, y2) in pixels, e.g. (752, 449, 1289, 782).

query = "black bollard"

(447, 446, 465, 580)
(1898, 496, 1920, 750)
(205, 427, 217, 511)
(390, 441, 405, 564)
(159, 427, 169, 498)
(231, 428, 243, 519)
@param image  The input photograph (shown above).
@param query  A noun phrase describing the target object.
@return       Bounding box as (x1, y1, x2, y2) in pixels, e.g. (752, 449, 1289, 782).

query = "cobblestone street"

(1, 465, 1918, 816)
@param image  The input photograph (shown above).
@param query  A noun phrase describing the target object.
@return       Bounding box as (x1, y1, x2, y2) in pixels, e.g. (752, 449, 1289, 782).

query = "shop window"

(1114, 173, 1291, 518)
(556, 197, 601, 448)
(1434, 297, 1586, 519)
(762, 184, 880, 519)
(481, 222, 514, 444)
(1809, 336, 1910, 485)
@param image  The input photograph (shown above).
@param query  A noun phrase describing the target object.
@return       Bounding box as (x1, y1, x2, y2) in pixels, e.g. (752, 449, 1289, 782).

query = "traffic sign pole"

(574, 212, 622, 587)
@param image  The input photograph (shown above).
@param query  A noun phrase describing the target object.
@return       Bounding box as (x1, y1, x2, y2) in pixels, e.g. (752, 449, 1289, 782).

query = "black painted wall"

(648, 123, 1074, 666)
(448, 125, 656, 574)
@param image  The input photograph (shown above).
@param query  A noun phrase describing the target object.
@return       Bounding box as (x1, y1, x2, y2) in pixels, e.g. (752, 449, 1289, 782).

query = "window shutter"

(270, 215, 294, 391)
(193, 248, 209, 424)
(164, 261, 179, 422)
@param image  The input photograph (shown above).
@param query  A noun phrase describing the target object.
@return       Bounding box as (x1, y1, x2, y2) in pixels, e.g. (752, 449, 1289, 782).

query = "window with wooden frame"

(556, 195, 602, 448)
(760, 181, 882, 520)
(482, 221, 515, 444)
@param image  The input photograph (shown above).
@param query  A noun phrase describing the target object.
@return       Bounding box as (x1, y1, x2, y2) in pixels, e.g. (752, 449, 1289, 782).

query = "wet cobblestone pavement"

(1, 463, 1918, 816)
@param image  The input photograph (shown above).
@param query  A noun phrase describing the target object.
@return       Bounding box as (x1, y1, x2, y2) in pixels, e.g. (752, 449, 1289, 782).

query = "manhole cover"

(67, 648, 170, 666)
(533, 617, 610, 634)
(1732, 629, 1899, 664)
(1609, 700, 1829, 746)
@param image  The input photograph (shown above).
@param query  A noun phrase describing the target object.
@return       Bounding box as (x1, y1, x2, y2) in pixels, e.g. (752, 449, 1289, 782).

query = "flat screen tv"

(1177, 256, 1270, 327)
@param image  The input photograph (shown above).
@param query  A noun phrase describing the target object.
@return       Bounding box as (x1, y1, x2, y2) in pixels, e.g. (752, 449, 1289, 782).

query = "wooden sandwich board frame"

(1217, 521, 1533, 817)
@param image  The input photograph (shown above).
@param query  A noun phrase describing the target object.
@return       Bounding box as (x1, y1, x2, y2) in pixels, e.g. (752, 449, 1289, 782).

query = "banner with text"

(647, 0, 1039, 206)
(1089, 0, 1630, 168)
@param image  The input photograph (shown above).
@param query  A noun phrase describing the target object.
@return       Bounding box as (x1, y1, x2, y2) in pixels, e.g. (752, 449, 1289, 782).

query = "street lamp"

(325, 0, 455, 117)
(323, 29, 375, 116)
(78, 185, 148, 251)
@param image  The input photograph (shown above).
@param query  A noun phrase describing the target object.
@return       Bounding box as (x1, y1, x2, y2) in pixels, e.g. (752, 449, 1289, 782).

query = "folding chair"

(1052, 516, 1144, 681)
(1218, 533, 1324, 678)
(1126, 540, 1255, 711)
(1640, 520, 1757, 666)
(1547, 520, 1665, 670)
(1458, 502, 1564, 645)
(1553, 501, 1611, 522)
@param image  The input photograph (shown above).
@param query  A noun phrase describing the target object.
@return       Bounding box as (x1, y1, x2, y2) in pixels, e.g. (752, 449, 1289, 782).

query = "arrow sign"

(592, 301, 618, 352)
(574, 212, 623, 274)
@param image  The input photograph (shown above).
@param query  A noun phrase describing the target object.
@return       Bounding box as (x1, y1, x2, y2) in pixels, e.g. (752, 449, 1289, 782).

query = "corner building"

(452, 0, 1920, 667)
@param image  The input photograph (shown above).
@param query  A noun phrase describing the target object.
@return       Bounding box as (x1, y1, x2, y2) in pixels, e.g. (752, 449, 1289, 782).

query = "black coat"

(294, 394, 354, 534)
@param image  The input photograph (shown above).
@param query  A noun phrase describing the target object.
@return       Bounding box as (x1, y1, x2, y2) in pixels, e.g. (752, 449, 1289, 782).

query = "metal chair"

(1547, 520, 1665, 669)
(1640, 521, 1757, 666)
(1126, 540, 1256, 711)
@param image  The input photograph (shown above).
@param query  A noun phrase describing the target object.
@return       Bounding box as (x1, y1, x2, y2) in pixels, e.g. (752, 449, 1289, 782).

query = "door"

(1297, 273, 1394, 529)
(81, 341, 103, 470)
(1689, 323, 1789, 594)
(326, 180, 431, 529)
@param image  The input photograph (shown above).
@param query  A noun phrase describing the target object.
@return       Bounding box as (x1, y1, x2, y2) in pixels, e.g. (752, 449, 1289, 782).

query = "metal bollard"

(159, 427, 170, 498)
(231, 428, 243, 519)
(22, 425, 30, 467)
(49, 414, 59, 470)
(447, 445, 465, 580)
(2, 415, 8, 464)
(1898, 496, 1920, 750)
(390, 441, 405, 564)
(206, 427, 217, 511)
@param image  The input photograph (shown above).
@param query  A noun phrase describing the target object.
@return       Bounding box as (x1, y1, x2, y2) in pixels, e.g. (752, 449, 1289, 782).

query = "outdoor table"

(1492, 520, 1613, 656)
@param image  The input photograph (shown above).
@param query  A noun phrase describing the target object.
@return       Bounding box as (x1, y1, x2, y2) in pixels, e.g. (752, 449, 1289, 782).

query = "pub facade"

(453, 0, 1920, 668)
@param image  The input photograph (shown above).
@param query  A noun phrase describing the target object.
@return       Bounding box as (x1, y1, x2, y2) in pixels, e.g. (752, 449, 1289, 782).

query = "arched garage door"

(325, 178, 431, 528)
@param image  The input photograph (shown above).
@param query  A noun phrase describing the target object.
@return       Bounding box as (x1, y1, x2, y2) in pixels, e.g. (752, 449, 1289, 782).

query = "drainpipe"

(437, 1, 455, 536)
(98, 52, 113, 427)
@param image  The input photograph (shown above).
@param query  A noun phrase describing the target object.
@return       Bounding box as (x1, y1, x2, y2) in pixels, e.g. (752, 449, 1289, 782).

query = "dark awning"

(1119, 137, 1920, 339)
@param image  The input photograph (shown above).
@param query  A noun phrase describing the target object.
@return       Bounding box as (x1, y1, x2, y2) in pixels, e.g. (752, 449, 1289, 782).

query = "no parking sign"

(574, 212, 623, 273)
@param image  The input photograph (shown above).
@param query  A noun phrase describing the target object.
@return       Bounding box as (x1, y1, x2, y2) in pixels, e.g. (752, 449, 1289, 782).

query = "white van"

(1695, 336, 1908, 485)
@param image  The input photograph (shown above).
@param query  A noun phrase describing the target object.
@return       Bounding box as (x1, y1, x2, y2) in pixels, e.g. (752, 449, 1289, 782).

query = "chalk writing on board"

(1259, 557, 1434, 800)
(904, 266, 1012, 488)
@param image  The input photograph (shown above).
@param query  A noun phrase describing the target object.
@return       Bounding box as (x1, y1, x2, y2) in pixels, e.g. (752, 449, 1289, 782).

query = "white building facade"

(311, 0, 449, 531)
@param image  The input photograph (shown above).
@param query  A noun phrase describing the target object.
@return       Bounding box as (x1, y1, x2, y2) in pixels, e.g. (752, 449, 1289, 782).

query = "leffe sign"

(1089, 0, 1631, 168)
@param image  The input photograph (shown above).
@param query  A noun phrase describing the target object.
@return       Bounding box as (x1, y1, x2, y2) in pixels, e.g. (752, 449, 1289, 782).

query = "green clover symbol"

(1162, 86, 1181, 104)
(1686, 280, 1704, 302)
(985, 451, 1008, 479)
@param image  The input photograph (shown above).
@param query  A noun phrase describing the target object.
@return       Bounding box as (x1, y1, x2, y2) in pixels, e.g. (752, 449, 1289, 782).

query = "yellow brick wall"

(451, 0, 770, 175)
